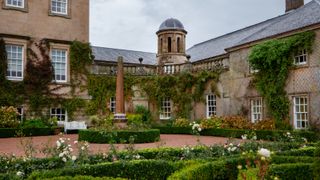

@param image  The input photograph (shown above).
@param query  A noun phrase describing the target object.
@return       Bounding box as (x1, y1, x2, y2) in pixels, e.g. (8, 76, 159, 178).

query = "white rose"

(56, 141, 61, 147)
(81, 146, 85, 150)
(62, 157, 67, 162)
(258, 148, 271, 158)
(16, 171, 24, 177)
(74, 141, 78, 144)
(71, 156, 77, 161)
(231, 147, 237, 152)
(59, 153, 64, 157)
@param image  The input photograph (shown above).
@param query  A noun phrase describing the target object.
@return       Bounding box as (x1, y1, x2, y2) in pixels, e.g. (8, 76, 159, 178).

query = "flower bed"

(78, 129, 160, 143)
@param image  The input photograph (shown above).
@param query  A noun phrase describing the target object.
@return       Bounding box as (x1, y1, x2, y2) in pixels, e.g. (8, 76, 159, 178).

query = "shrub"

(0, 106, 20, 128)
(153, 126, 192, 134)
(44, 176, 126, 180)
(134, 105, 152, 123)
(253, 119, 276, 130)
(22, 119, 48, 129)
(28, 160, 177, 180)
(271, 155, 314, 164)
(126, 114, 143, 128)
(221, 116, 252, 129)
(276, 147, 316, 156)
(266, 163, 313, 180)
(78, 129, 160, 143)
(0, 128, 54, 138)
(200, 116, 223, 129)
(313, 142, 320, 180)
(173, 118, 190, 128)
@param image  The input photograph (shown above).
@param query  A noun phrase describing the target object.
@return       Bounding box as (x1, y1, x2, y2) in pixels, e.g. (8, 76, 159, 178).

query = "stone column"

(114, 56, 127, 127)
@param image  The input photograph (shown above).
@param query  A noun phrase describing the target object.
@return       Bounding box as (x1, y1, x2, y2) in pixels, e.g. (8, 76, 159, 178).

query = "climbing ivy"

(0, 39, 90, 119)
(249, 31, 315, 126)
(87, 70, 222, 118)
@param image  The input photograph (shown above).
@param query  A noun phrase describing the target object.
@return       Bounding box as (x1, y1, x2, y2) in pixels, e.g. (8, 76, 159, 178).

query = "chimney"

(286, 0, 304, 12)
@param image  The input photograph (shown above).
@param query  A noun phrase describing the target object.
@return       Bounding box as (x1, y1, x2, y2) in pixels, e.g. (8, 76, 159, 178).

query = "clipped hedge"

(266, 163, 313, 180)
(0, 128, 60, 138)
(153, 126, 318, 142)
(78, 129, 160, 143)
(28, 160, 177, 180)
(168, 158, 241, 180)
(271, 155, 314, 164)
(44, 176, 126, 180)
(276, 147, 316, 157)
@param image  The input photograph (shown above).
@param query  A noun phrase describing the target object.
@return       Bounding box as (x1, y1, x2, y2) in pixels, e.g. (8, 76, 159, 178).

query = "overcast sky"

(90, 0, 312, 53)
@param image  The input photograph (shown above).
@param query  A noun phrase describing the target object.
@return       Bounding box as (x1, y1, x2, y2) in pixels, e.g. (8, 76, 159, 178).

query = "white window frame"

(51, 0, 68, 15)
(251, 98, 263, 123)
(17, 107, 23, 121)
(160, 98, 172, 120)
(50, 108, 68, 122)
(6, 44, 24, 81)
(293, 96, 309, 129)
(294, 49, 307, 65)
(164, 65, 175, 74)
(6, 0, 24, 8)
(206, 94, 217, 118)
(51, 48, 68, 83)
(110, 97, 116, 114)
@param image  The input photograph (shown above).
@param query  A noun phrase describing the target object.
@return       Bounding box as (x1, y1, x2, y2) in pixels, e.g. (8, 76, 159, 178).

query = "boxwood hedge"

(266, 163, 313, 180)
(78, 129, 160, 143)
(28, 160, 177, 180)
(0, 128, 60, 138)
(153, 126, 318, 142)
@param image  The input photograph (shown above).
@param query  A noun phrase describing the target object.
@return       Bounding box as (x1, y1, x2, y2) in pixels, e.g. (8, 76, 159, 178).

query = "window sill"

(7, 77, 23, 81)
(2, 6, 28, 13)
(49, 12, 71, 19)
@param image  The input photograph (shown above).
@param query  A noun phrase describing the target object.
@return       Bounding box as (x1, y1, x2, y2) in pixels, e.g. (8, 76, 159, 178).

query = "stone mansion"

(0, 0, 320, 129)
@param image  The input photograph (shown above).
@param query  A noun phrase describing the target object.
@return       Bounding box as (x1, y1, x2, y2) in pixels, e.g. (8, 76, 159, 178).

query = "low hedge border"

(271, 155, 315, 164)
(44, 176, 126, 180)
(28, 160, 177, 180)
(78, 129, 160, 143)
(153, 126, 318, 142)
(266, 163, 313, 180)
(0, 127, 62, 138)
(275, 147, 316, 156)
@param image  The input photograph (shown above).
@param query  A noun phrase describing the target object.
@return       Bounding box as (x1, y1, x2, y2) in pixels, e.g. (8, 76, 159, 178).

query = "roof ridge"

(188, 13, 288, 49)
(92, 46, 156, 55)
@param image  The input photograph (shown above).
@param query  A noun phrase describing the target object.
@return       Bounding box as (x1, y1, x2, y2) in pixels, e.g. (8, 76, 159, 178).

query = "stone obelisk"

(113, 56, 127, 128)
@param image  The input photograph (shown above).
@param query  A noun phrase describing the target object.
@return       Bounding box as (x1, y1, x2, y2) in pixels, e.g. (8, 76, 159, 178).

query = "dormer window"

(294, 49, 307, 65)
(51, 0, 68, 15)
(6, 0, 24, 8)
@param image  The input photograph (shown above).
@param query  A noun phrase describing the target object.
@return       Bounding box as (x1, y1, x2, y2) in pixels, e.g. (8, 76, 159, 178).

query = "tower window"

(168, 37, 172, 53)
(160, 38, 163, 53)
(177, 37, 180, 53)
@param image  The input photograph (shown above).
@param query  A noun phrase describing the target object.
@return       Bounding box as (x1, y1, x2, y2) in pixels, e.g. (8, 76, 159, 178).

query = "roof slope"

(187, 0, 320, 62)
(92, 46, 157, 65)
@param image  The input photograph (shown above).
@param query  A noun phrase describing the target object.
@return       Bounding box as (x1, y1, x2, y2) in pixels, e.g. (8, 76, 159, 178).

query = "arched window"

(168, 37, 171, 53)
(177, 37, 180, 53)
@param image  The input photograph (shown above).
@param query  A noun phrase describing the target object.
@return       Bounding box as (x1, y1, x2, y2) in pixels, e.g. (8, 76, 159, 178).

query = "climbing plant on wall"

(249, 31, 315, 126)
(87, 70, 222, 118)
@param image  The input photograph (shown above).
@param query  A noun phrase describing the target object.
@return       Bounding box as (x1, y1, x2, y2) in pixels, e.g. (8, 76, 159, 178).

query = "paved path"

(0, 134, 231, 157)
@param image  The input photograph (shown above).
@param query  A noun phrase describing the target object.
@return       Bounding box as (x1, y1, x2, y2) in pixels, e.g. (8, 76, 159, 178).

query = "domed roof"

(158, 18, 186, 33)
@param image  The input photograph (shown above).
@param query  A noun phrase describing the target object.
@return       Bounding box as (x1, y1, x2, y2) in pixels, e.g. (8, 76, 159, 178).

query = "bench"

(58, 121, 87, 133)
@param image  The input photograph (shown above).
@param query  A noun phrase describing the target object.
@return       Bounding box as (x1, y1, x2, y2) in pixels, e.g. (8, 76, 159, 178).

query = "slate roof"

(187, 0, 320, 62)
(92, 46, 157, 65)
(92, 0, 320, 65)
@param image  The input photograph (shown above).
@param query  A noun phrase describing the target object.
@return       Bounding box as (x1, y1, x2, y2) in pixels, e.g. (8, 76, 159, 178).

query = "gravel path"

(0, 134, 231, 157)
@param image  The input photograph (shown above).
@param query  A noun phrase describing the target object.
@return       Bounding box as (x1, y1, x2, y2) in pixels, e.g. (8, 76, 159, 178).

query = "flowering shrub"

(280, 132, 308, 143)
(173, 118, 190, 127)
(241, 131, 257, 141)
(199, 116, 223, 129)
(221, 116, 252, 129)
(253, 119, 276, 130)
(56, 137, 76, 163)
(0, 106, 20, 128)
(190, 122, 202, 134)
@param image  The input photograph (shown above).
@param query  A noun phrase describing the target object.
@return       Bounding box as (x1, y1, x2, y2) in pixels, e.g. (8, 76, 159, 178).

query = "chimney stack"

(286, 0, 304, 12)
